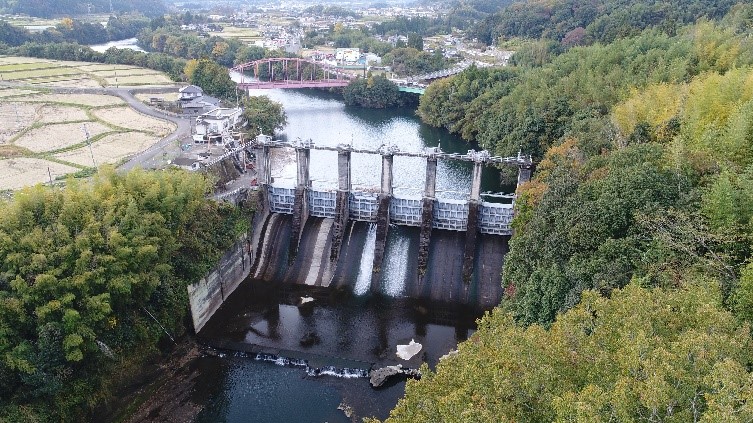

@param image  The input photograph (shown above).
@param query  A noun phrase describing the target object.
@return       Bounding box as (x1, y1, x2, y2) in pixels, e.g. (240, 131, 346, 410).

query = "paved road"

(44, 86, 192, 171)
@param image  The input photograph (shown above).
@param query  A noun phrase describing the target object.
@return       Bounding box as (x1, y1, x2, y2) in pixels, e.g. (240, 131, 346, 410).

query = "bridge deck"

(238, 80, 350, 89)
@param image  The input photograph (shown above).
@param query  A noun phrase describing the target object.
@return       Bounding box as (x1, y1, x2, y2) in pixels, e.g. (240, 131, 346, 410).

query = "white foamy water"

(382, 236, 409, 297)
(353, 223, 377, 295)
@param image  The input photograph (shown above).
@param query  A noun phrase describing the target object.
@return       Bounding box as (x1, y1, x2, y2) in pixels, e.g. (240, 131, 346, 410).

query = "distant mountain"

(1, 0, 167, 18)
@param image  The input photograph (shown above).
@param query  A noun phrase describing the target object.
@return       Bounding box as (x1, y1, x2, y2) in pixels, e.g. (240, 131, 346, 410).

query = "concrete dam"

(243, 136, 532, 310)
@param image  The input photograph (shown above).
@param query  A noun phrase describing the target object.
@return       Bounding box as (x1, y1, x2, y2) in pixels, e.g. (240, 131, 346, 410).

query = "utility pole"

(81, 124, 96, 168)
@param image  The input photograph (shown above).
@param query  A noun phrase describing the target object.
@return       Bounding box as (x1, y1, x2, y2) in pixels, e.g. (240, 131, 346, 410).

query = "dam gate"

(246, 135, 533, 297)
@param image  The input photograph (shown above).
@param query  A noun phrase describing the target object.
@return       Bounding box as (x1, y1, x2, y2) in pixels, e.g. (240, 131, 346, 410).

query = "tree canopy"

(343, 74, 401, 108)
(0, 0, 166, 17)
(242, 95, 287, 137)
(0, 16, 150, 46)
(186, 58, 237, 100)
(0, 168, 247, 422)
(397, 3, 753, 420)
(418, 18, 753, 160)
(470, 0, 739, 45)
(387, 283, 753, 422)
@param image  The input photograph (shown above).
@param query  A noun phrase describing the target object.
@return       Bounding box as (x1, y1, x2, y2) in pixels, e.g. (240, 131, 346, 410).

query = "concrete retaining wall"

(187, 233, 251, 333)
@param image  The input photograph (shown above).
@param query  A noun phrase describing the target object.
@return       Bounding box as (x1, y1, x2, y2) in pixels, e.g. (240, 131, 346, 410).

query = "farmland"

(0, 56, 175, 87)
(0, 56, 180, 190)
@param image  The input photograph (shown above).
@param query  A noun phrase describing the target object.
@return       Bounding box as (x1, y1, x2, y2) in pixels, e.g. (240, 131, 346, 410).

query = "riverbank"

(96, 336, 206, 423)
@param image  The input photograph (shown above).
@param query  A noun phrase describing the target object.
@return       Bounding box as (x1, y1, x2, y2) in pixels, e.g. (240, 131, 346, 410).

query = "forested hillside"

(420, 14, 753, 160)
(0, 0, 166, 18)
(0, 169, 247, 421)
(471, 0, 740, 45)
(391, 2, 753, 420)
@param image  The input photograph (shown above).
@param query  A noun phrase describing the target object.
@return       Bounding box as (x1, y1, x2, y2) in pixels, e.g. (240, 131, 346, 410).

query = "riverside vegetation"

(381, 1, 753, 421)
(0, 169, 249, 421)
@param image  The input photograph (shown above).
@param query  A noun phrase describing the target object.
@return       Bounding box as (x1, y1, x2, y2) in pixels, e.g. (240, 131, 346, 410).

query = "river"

(179, 89, 509, 422)
(89, 37, 145, 53)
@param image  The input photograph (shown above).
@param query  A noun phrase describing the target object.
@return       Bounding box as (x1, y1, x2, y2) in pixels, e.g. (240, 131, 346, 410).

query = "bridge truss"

(232, 58, 355, 89)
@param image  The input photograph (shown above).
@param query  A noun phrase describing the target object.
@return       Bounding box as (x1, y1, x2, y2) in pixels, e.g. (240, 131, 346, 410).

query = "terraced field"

(217, 25, 263, 45)
(0, 56, 174, 88)
(0, 59, 180, 190)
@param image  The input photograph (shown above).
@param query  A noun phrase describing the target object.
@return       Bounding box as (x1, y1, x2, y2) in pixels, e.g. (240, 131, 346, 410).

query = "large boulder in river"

(369, 364, 421, 388)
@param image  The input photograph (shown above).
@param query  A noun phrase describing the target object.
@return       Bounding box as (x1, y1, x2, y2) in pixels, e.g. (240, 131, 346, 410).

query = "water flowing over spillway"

(354, 223, 377, 296)
(382, 236, 409, 297)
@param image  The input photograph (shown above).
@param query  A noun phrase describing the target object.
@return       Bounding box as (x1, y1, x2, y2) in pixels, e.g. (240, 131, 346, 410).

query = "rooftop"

(179, 85, 204, 94)
(201, 107, 242, 119)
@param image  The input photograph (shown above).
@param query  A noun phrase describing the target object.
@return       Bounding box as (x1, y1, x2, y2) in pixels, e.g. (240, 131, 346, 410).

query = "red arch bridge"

(231, 57, 355, 89)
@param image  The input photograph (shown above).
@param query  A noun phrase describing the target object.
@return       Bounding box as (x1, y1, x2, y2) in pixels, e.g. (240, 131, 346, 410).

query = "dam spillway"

(240, 135, 530, 308)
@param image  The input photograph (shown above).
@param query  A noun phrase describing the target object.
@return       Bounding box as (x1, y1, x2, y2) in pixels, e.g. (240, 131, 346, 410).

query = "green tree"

(383, 47, 450, 77)
(241, 95, 287, 137)
(386, 283, 753, 422)
(188, 58, 236, 100)
(343, 74, 400, 108)
(407, 32, 423, 51)
(504, 143, 684, 325)
(0, 168, 247, 421)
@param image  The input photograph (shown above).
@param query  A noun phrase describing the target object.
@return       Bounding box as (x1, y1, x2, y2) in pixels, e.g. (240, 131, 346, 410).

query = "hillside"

(471, 0, 740, 44)
(389, 2, 753, 421)
(0, 0, 166, 18)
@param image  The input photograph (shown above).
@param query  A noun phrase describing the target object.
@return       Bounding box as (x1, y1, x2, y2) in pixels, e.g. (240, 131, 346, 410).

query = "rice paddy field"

(0, 56, 174, 88)
(217, 25, 264, 45)
(0, 56, 180, 190)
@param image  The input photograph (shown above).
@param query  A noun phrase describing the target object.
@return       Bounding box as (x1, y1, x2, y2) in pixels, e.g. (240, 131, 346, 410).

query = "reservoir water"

(89, 37, 145, 53)
(186, 88, 508, 422)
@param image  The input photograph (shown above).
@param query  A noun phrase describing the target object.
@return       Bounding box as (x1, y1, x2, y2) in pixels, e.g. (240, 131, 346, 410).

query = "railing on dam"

(268, 186, 513, 234)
